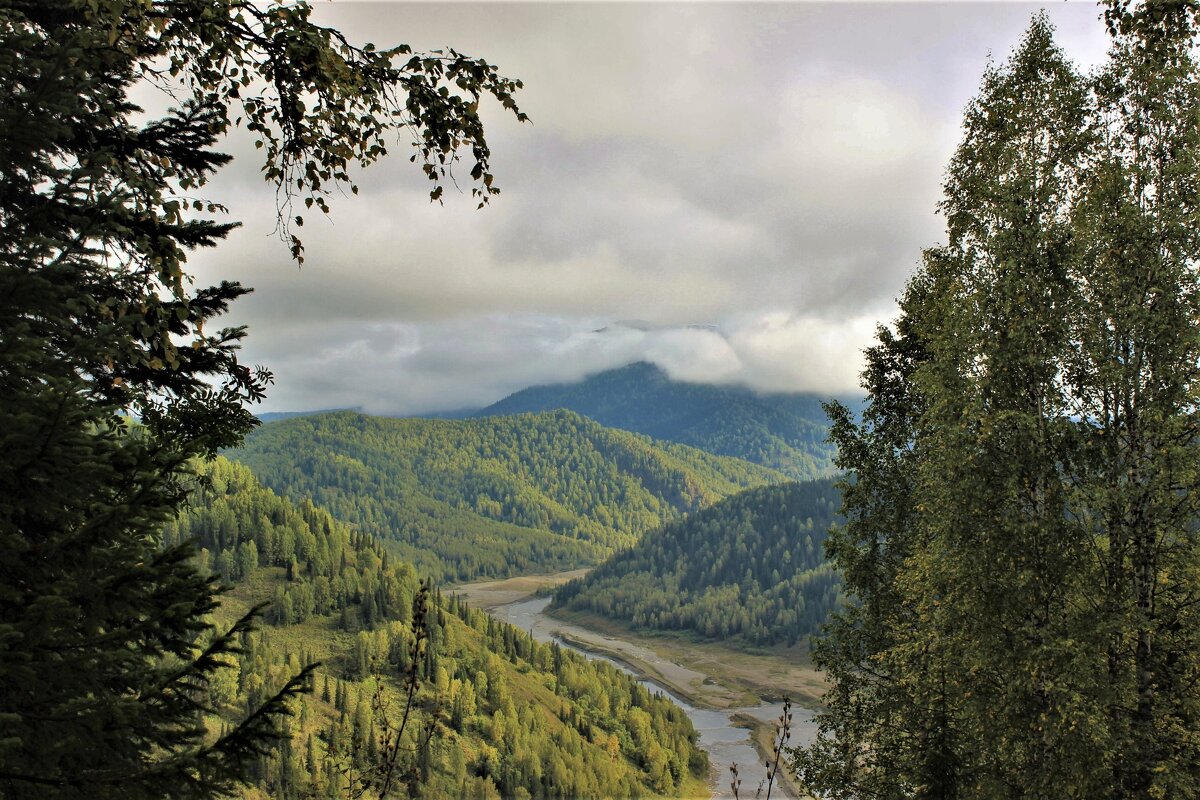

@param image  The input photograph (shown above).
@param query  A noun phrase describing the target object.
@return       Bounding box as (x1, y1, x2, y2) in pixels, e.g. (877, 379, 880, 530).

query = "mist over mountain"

(476, 362, 848, 480)
(256, 408, 359, 424)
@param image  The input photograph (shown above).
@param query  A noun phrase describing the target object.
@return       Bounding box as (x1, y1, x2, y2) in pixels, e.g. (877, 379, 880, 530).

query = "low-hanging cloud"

(244, 312, 884, 416)
(181, 3, 1111, 414)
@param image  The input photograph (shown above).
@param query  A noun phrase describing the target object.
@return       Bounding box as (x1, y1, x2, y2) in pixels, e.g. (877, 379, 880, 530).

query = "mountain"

(167, 457, 708, 799)
(256, 408, 356, 423)
(476, 361, 845, 480)
(551, 478, 843, 646)
(228, 409, 786, 582)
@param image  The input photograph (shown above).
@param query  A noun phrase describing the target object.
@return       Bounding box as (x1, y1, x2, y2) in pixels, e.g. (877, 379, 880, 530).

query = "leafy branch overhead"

(102, 0, 528, 264)
(0, 1, 527, 795)
(3, 0, 528, 460)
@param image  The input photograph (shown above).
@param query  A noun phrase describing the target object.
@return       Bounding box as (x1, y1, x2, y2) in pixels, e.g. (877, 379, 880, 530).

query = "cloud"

(179, 2, 1112, 412)
(243, 312, 880, 416)
(725, 312, 881, 395)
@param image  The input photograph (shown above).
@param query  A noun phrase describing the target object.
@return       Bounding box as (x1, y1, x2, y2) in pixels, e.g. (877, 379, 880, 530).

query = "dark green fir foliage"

(230, 409, 786, 581)
(797, 6, 1200, 800)
(176, 458, 709, 800)
(478, 361, 843, 480)
(0, 0, 524, 795)
(552, 479, 842, 646)
(0, 399, 313, 798)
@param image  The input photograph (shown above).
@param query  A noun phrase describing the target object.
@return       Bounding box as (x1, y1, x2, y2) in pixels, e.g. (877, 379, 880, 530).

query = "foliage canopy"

(797, 6, 1200, 799)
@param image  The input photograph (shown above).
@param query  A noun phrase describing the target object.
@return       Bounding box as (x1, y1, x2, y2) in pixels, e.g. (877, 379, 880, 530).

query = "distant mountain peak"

(476, 362, 839, 480)
(594, 360, 666, 379)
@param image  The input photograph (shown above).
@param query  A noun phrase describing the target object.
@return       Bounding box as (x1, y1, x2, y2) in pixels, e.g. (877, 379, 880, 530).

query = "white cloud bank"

(179, 2, 1111, 414)
(247, 312, 884, 416)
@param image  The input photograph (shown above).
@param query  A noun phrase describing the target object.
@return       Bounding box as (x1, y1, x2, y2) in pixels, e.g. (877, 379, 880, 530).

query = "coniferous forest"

(169, 458, 707, 800)
(551, 480, 841, 646)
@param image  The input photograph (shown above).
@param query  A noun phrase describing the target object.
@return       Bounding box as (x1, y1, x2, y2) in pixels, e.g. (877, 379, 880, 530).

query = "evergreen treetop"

(0, 0, 525, 795)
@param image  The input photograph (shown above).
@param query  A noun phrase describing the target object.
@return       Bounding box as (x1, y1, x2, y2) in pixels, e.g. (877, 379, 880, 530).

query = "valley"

(174, 458, 717, 799)
(547, 608, 828, 711)
(15, 4, 1198, 798)
(454, 571, 827, 712)
(204, 375, 848, 797)
(229, 409, 787, 582)
(454, 571, 823, 799)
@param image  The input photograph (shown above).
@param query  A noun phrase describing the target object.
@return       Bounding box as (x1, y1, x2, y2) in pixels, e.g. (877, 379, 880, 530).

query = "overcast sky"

(188, 1, 1113, 415)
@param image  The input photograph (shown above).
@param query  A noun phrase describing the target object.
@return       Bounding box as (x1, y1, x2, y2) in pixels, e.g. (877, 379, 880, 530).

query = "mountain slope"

(476, 361, 844, 480)
(229, 409, 786, 581)
(256, 408, 355, 424)
(168, 457, 709, 799)
(551, 478, 843, 646)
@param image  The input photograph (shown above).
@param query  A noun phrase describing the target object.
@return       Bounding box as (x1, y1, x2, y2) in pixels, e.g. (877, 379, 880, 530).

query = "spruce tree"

(0, 0, 523, 795)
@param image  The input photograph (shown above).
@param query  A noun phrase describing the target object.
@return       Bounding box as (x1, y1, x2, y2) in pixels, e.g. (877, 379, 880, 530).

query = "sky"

(188, 1, 1113, 416)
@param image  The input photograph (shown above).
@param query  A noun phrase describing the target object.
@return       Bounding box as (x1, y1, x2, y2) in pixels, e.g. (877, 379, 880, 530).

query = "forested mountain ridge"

(551, 478, 842, 646)
(476, 361, 843, 480)
(167, 457, 709, 799)
(256, 409, 357, 424)
(229, 409, 786, 581)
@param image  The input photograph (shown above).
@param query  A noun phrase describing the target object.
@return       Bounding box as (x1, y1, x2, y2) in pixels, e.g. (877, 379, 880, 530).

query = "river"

(486, 596, 816, 799)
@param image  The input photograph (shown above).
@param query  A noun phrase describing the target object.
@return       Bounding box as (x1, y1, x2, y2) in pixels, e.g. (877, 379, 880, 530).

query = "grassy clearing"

(554, 630, 754, 709)
(451, 568, 590, 609)
(678, 771, 715, 800)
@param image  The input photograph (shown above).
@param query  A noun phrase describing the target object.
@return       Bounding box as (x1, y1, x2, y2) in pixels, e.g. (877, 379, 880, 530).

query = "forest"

(551, 479, 842, 646)
(228, 409, 784, 581)
(170, 457, 708, 799)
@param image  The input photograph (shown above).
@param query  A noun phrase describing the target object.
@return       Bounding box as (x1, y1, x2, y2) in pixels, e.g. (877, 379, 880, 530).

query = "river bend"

(486, 597, 815, 799)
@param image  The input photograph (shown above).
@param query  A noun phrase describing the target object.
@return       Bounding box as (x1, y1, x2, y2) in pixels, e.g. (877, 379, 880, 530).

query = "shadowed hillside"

(477, 362, 846, 480)
(552, 478, 842, 646)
